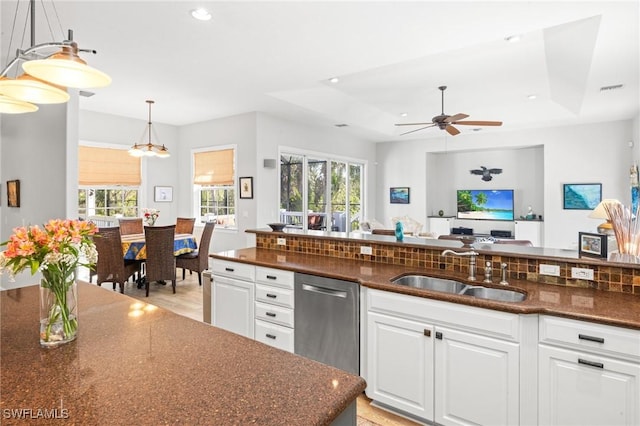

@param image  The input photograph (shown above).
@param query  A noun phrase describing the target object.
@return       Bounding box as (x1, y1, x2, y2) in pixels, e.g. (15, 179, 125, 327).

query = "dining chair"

(93, 227, 141, 293)
(176, 221, 215, 286)
(176, 217, 196, 234)
(144, 225, 177, 296)
(119, 218, 144, 235)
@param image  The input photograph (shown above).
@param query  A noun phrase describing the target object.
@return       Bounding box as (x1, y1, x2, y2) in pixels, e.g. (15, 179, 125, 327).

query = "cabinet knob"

(435, 332, 443, 340)
(424, 329, 431, 337)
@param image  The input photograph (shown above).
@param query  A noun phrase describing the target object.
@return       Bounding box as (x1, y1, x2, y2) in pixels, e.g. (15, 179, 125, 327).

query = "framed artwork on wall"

(7, 180, 20, 207)
(390, 187, 410, 204)
(154, 186, 173, 202)
(563, 183, 601, 210)
(578, 232, 608, 258)
(239, 177, 253, 199)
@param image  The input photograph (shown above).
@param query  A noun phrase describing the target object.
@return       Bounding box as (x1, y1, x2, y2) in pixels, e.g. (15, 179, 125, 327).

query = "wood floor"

(90, 270, 421, 426)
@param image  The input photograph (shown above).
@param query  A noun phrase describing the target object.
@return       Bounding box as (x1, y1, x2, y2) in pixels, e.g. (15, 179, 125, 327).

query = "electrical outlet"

(571, 267, 594, 280)
(277, 238, 286, 246)
(539, 264, 560, 276)
(360, 246, 372, 255)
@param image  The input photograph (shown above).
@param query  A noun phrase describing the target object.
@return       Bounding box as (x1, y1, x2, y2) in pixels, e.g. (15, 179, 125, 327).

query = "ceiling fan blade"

(400, 124, 436, 136)
(452, 120, 503, 126)
(395, 122, 434, 126)
(445, 113, 469, 123)
(445, 125, 460, 136)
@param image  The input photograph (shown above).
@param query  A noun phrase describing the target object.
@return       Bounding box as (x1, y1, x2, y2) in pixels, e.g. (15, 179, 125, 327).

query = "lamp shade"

(22, 54, 111, 89)
(0, 74, 69, 104)
(588, 199, 622, 219)
(0, 95, 39, 113)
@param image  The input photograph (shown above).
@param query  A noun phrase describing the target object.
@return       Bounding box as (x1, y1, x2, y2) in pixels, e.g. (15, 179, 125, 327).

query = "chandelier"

(128, 100, 170, 158)
(0, 0, 111, 114)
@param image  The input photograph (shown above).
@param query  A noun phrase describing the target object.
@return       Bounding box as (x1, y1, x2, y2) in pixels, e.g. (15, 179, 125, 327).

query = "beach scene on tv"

(457, 189, 515, 221)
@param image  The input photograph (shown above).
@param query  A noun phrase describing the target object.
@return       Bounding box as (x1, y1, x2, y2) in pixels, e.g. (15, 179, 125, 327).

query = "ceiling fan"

(395, 86, 503, 136)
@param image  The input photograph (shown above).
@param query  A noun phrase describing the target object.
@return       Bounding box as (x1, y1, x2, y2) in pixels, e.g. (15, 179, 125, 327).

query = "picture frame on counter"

(578, 232, 608, 258)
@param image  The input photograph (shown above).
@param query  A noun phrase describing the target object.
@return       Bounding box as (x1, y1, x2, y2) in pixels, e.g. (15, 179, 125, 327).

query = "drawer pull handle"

(435, 332, 443, 340)
(224, 267, 234, 272)
(266, 334, 277, 340)
(266, 294, 277, 298)
(578, 358, 604, 369)
(424, 329, 431, 337)
(266, 275, 277, 280)
(578, 334, 605, 344)
(266, 312, 276, 317)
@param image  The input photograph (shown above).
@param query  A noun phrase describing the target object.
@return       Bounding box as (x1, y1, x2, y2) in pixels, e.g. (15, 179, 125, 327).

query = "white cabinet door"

(435, 327, 520, 426)
(429, 217, 453, 236)
(366, 311, 434, 421)
(514, 221, 543, 246)
(212, 275, 254, 338)
(539, 344, 640, 426)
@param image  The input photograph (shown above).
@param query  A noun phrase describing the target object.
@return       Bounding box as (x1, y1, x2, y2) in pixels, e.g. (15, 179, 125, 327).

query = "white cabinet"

(254, 266, 295, 353)
(514, 220, 543, 246)
(211, 259, 255, 338)
(428, 217, 453, 236)
(538, 316, 640, 426)
(363, 288, 526, 425)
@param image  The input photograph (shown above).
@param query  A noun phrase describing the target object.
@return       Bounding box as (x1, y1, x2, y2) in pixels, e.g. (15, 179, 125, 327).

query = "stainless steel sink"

(392, 275, 468, 294)
(390, 275, 526, 303)
(461, 286, 526, 302)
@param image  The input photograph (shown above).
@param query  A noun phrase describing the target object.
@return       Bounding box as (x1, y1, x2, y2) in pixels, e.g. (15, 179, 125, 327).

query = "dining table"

(120, 233, 197, 260)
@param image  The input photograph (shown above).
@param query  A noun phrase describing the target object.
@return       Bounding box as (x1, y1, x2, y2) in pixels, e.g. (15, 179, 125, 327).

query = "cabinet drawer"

(540, 316, 640, 361)
(255, 283, 294, 308)
(211, 259, 255, 281)
(255, 301, 294, 328)
(255, 266, 294, 289)
(255, 319, 294, 353)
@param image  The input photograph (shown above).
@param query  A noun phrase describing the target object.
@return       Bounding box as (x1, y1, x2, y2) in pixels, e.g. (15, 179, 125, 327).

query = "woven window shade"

(194, 149, 235, 185)
(79, 146, 141, 186)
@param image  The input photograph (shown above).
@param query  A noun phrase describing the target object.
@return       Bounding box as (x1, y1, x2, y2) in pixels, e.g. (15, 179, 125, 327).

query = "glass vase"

(39, 278, 78, 347)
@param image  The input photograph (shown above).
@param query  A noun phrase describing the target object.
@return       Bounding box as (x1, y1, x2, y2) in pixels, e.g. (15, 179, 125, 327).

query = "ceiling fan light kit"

(395, 86, 502, 136)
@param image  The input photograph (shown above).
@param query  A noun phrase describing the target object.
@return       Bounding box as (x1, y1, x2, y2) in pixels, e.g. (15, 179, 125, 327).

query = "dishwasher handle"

(301, 283, 347, 298)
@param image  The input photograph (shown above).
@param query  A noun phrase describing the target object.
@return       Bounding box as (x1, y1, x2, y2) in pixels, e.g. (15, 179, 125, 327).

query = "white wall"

(377, 119, 635, 249)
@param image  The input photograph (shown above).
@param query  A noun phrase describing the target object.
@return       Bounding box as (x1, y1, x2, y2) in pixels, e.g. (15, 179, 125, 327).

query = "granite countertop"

(211, 247, 640, 330)
(0, 283, 365, 425)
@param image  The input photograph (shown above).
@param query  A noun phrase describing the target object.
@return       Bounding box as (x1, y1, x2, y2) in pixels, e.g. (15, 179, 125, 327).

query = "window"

(193, 147, 236, 228)
(280, 152, 364, 232)
(78, 146, 141, 221)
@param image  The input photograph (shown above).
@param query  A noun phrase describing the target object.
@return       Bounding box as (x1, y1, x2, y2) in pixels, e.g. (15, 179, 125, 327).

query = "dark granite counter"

(0, 283, 365, 425)
(211, 247, 640, 330)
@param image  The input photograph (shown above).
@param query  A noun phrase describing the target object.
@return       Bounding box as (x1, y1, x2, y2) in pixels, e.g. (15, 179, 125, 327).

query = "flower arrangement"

(143, 208, 159, 226)
(0, 219, 97, 346)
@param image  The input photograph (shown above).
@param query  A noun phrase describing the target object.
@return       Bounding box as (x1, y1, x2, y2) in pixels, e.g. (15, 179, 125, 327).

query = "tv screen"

(457, 189, 515, 221)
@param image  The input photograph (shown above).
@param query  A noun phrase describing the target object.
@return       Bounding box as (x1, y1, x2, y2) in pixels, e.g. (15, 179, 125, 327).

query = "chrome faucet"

(441, 249, 479, 281)
(499, 263, 509, 286)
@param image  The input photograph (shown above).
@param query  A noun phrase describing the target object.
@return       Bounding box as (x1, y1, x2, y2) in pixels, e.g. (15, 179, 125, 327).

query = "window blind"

(79, 146, 141, 186)
(193, 149, 235, 185)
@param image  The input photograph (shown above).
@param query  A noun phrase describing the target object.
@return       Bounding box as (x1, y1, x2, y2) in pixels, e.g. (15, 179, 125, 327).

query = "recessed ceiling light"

(527, 94, 537, 100)
(191, 8, 212, 21)
(400, 112, 408, 117)
(504, 35, 521, 43)
(329, 77, 339, 84)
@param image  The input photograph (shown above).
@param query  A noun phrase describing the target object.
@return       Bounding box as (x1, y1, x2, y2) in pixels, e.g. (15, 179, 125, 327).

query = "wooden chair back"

(93, 227, 139, 293)
(144, 225, 177, 295)
(118, 218, 143, 235)
(176, 222, 215, 286)
(176, 217, 196, 234)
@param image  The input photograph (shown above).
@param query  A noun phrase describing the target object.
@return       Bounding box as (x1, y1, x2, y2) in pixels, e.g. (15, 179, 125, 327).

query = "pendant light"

(0, 0, 110, 113)
(129, 100, 170, 158)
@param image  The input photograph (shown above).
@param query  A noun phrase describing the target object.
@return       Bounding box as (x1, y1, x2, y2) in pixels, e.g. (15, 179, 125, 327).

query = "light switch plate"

(539, 264, 560, 276)
(571, 267, 594, 280)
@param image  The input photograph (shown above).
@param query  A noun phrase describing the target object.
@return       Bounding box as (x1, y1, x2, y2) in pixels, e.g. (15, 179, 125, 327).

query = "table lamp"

(588, 199, 621, 234)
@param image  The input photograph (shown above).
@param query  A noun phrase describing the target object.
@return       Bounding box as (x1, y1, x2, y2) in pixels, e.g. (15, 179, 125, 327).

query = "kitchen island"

(0, 283, 365, 425)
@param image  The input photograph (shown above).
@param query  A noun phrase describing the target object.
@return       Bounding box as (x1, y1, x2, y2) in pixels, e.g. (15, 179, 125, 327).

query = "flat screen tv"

(457, 189, 515, 221)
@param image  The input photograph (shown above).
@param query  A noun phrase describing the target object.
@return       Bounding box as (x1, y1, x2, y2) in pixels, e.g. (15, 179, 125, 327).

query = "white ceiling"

(1, 0, 638, 142)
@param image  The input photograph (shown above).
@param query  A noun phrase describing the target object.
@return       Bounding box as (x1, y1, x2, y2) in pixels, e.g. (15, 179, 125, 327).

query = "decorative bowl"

(268, 223, 287, 232)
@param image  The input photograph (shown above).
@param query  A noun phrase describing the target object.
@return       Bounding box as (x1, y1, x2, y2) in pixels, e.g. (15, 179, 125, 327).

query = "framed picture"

(239, 177, 253, 199)
(578, 232, 608, 258)
(154, 186, 173, 202)
(390, 187, 410, 204)
(7, 180, 20, 207)
(563, 183, 602, 210)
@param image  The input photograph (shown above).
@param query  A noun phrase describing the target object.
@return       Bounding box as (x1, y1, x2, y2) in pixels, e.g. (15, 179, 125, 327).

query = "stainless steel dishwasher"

(294, 272, 359, 375)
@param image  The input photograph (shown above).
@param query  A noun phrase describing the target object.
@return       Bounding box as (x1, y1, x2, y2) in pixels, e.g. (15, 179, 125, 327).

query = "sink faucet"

(441, 249, 479, 281)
